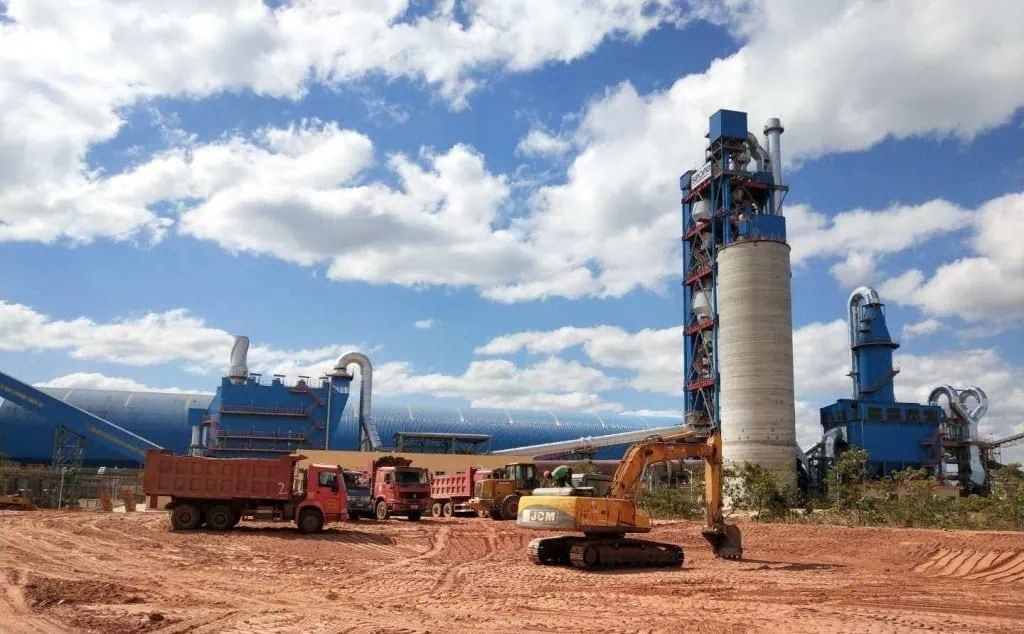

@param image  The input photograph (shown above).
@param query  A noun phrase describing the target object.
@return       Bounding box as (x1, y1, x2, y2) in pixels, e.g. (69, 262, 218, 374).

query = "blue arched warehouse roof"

(0, 387, 677, 466)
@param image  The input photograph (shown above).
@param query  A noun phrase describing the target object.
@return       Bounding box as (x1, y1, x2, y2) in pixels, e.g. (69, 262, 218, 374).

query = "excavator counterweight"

(517, 429, 742, 570)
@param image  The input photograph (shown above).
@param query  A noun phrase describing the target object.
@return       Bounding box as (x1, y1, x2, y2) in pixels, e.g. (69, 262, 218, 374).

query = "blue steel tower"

(681, 110, 797, 486)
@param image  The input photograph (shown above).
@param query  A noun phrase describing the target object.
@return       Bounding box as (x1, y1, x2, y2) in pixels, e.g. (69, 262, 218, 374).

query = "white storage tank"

(691, 198, 711, 222)
(717, 240, 797, 489)
(691, 289, 713, 322)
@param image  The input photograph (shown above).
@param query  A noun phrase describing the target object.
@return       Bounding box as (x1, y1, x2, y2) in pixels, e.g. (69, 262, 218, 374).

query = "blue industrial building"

(0, 384, 674, 467)
(817, 288, 946, 477)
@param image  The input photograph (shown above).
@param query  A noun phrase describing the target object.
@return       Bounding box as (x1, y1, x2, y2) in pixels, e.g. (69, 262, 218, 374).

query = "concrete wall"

(296, 450, 536, 474)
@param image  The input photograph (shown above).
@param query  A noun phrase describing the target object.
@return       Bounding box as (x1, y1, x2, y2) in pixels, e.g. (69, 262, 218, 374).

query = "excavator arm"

(607, 429, 741, 559)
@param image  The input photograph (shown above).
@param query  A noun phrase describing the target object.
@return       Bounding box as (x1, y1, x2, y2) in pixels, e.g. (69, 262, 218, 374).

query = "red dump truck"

(366, 456, 431, 521)
(429, 467, 492, 517)
(143, 450, 347, 534)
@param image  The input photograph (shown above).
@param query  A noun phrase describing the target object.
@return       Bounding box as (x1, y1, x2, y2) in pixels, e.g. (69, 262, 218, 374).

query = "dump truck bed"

(143, 449, 302, 502)
(430, 468, 476, 499)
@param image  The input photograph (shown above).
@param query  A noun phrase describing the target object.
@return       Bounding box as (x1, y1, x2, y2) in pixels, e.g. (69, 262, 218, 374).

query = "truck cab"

(297, 464, 348, 531)
(343, 469, 373, 520)
(368, 456, 431, 521)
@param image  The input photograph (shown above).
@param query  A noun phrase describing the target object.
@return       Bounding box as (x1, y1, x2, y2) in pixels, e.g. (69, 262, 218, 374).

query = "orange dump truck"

(143, 449, 347, 534)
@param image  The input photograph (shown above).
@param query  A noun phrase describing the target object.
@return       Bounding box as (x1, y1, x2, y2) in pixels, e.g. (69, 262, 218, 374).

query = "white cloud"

(5, 1, 1023, 303)
(788, 200, 971, 266)
(516, 129, 572, 158)
(477, 325, 681, 393)
(621, 409, 682, 419)
(0, 296, 634, 413)
(510, 0, 1024, 301)
(0, 0, 690, 246)
(902, 318, 947, 340)
(829, 252, 877, 288)
(414, 319, 437, 330)
(0, 299, 357, 376)
(35, 373, 210, 394)
(879, 193, 1024, 323)
(375, 357, 622, 412)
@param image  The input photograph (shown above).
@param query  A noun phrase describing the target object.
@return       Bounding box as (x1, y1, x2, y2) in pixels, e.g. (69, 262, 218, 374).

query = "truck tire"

(407, 511, 421, 522)
(431, 502, 443, 518)
(297, 508, 324, 534)
(170, 504, 202, 531)
(442, 501, 454, 518)
(375, 500, 390, 521)
(499, 495, 520, 521)
(489, 506, 503, 521)
(206, 505, 235, 531)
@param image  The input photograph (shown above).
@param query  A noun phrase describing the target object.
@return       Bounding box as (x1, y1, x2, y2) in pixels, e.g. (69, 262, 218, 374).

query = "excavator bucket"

(702, 524, 743, 560)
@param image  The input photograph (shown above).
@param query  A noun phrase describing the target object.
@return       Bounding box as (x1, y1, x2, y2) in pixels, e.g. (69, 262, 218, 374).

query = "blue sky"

(2, 0, 1024, 454)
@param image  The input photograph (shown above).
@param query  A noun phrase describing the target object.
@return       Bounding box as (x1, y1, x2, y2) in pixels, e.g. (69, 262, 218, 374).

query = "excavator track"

(568, 538, 684, 570)
(527, 536, 575, 565)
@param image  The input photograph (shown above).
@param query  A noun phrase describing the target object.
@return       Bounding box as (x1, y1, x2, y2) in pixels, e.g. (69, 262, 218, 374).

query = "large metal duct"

(764, 118, 785, 212)
(718, 240, 797, 488)
(334, 352, 378, 450)
(228, 336, 249, 385)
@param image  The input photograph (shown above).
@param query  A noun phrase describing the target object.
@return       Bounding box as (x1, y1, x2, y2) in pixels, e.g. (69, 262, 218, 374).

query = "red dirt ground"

(2, 509, 1024, 633)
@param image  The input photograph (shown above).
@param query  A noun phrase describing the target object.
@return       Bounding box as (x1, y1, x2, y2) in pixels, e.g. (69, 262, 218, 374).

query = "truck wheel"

(297, 509, 324, 534)
(499, 495, 520, 520)
(407, 511, 422, 522)
(431, 502, 443, 518)
(170, 504, 201, 531)
(206, 505, 235, 531)
(489, 507, 503, 521)
(375, 501, 390, 521)
(442, 501, 454, 518)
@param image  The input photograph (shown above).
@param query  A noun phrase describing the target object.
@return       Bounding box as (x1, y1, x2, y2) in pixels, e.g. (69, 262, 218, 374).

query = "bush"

(725, 462, 801, 522)
(637, 485, 703, 520)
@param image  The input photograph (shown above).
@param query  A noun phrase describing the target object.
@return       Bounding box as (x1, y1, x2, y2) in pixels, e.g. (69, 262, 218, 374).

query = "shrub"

(637, 485, 703, 520)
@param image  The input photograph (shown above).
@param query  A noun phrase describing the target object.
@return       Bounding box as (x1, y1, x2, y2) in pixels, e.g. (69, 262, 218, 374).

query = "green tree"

(827, 447, 869, 511)
(725, 462, 796, 522)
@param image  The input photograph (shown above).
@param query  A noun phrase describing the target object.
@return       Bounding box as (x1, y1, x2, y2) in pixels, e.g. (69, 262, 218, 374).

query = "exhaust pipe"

(228, 336, 249, 384)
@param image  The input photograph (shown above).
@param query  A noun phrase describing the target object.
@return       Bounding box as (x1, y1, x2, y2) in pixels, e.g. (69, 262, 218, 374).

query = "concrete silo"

(680, 111, 797, 488)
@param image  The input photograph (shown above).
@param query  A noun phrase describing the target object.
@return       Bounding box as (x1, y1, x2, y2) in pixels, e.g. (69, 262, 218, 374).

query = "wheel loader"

(0, 494, 36, 510)
(468, 462, 539, 520)
(516, 429, 742, 570)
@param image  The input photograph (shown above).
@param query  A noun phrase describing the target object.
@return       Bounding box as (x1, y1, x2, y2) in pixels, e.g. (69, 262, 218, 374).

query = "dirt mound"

(913, 548, 1024, 583)
(24, 576, 146, 610)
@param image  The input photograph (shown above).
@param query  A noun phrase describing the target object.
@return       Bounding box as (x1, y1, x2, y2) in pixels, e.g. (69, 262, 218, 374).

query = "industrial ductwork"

(745, 133, 768, 173)
(764, 118, 785, 213)
(334, 352, 380, 450)
(228, 336, 250, 384)
(928, 384, 990, 487)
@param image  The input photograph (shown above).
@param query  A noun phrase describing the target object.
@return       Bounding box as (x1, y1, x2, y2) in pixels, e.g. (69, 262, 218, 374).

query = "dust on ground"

(1, 509, 1023, 633)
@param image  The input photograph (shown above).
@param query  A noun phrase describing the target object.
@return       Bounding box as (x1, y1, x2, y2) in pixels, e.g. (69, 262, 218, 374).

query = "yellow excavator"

(516, 429, 742, 570)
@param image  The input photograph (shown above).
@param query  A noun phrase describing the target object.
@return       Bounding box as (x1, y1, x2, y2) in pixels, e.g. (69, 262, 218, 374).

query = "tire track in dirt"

(913, 549, 1024, 583)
